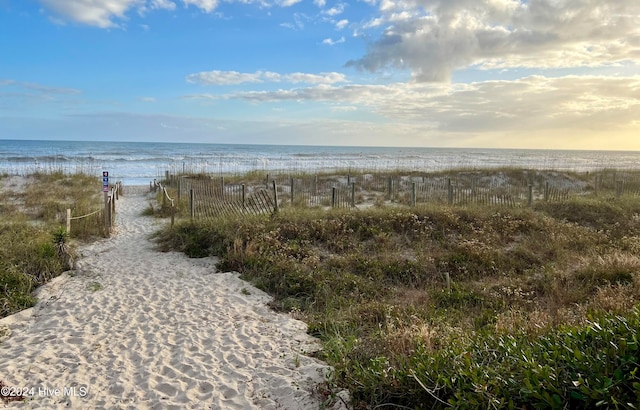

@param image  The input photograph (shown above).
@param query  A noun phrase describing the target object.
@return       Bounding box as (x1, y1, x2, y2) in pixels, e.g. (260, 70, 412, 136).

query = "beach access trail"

(0, 186, 340, 409)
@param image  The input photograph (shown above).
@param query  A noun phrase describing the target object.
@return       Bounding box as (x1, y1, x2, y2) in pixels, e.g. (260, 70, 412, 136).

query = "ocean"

(1, 139, 639, 185)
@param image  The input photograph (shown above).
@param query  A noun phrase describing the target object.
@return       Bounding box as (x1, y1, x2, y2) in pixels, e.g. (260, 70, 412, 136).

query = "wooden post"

(411, 182, 416, 207)
(111, 188, 116, 214)
(544, 182, 549, 201)
(189, 189, 194, 220)
(351, 182, 356, 207)
(347, 174, 351, 185)
(165, 170, 169, 183)
(220, 176, 225, 198)
(387, 177, 393, 201)
(447, 179, 453, 205)
(170, 200, 175, 228)
(272, 181, 279, 213)
(616, 180, 623, 199)
(266, 174, 269, 189)
(290, 177, 294, 205)
(162, 187, 166, 207)
(104, 191, 110, 237)
(178, 178, 181, 200)
(313, 175, 318, 196)
(242, 184, 246, 206)
(66, 208, 71, 234)
(528, 185, 533, 207)
(332, 187, 337, 208)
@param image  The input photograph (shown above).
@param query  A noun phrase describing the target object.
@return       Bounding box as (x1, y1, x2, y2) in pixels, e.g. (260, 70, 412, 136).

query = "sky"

(0, 0, 639, 149)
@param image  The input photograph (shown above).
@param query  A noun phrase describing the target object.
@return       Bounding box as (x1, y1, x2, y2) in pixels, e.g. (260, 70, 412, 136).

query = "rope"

(68, 181, 122, 221)
(69, 209, 102, 220)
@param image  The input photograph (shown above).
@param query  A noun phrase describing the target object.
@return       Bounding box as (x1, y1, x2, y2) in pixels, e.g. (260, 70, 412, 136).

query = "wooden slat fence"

(160, 169, 640, 222)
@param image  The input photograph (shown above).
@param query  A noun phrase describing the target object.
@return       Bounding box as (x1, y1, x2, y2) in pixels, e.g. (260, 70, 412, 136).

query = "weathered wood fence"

(66, 181, 122, 237)
(159, 169, 640, 221)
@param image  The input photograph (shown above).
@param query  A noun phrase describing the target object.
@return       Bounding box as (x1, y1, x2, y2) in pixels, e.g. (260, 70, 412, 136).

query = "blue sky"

(1, 0, 639, 149)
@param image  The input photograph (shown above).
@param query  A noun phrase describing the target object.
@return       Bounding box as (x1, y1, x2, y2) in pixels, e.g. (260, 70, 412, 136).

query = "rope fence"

(66, 182, 122, 237)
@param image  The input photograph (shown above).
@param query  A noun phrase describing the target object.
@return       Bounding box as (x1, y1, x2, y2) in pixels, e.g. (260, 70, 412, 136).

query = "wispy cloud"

(185, 70, 347, 85)
(192, 75, 640, 136)
(335, 19, 348, 30)
(37, 0, 301, 27)
(322, 37, 345, 46)
(0, 79, 81, 95)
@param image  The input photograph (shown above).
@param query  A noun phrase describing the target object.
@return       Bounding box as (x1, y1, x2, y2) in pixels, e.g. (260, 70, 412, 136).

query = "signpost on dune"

(103, 171, 109, 237)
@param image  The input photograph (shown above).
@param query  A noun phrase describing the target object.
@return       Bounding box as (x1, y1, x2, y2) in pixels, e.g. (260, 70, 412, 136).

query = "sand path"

(0, 187, 340, 409)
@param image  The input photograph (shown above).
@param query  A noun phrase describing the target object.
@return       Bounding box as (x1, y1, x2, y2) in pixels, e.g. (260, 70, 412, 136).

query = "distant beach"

(1, 139, 640, 185)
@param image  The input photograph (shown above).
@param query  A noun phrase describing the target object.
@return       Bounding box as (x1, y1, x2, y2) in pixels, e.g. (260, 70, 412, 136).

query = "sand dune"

(0, 186, 345, 409)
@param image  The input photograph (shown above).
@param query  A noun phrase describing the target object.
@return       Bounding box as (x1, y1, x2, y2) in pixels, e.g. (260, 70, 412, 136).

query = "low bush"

(153, 193, 640, 408)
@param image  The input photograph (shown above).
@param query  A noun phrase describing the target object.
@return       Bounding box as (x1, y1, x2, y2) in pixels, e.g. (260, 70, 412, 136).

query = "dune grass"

(153, 190, 640, 408)
(0, 172, 104, 318)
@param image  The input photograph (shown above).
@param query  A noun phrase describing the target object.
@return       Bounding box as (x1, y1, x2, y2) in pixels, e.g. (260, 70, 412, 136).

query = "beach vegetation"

(0, 173, 104, 318)
(153, 191, 640, 408)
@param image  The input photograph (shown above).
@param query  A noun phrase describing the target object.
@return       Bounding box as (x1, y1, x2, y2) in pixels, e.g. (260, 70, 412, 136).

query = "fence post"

(162, 187, 166, 208)
(290, 177, 294, 205)
(544, 182, 549, 201)
(447, 179, 453, 205)
(178, 178, 181, 200)
(387, 177, 393, 201)
(112, 188, 116, 214)
(272, 181, 279, 213)
(189, 189, 194, 220)
(528, 185, 533, 207)
(266, 174, 269, 189)
(165, 170, 169, 183)
(170, 200, 175, 228)
(411, 182, 416, 207)
(104, 191, 110, 237)
(242, 184, 246, 206)
(332, 187, 336, 208)
(313, 175, 318, 196)
(616, 180, 623, 199)
(220, 176, 225, 198)
(351, 182, 356, 207)
(66, 209, 71, 234)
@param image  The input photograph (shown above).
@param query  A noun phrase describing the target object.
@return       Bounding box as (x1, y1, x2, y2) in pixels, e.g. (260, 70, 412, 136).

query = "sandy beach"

(0, 186, 344, 409)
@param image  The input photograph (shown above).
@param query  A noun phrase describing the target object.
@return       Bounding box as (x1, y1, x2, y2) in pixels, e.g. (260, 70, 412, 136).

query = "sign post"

(103, 171, 110, 237)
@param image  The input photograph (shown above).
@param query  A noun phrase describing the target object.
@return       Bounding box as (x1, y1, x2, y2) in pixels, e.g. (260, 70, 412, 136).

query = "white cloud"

(322, 36, 346, 46)
(323, 4, 344, 16)
(335, 19, 348, 29)
(185, 70, 347, 85)
(182, 0, 218, 12)
(276, 0, 302, 6)
(140, 96, 157, 102)
(186, 70, 267, 85)
(195, 75, 640, 137)
(313, 0, 325, 7)
(38, 0, 139, 28)
(350, 0, 640, 82)
(37, 0, 293, 27)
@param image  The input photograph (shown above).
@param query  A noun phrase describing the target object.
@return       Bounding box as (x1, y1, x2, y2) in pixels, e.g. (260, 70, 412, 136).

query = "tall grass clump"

(153, 190, 640, 408)
(0, 172, 103, 318)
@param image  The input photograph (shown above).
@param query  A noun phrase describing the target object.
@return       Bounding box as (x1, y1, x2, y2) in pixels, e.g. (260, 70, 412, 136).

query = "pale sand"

(0, 186, 347, 409)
